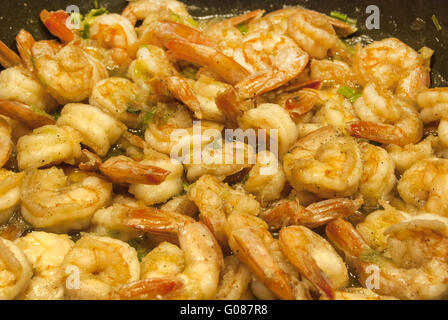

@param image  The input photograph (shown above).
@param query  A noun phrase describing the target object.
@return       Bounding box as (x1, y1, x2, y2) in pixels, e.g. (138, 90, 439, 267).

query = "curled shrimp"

(417, 88, 448, 147)
(165, 75, 228, 122)
(0, 237, 32, 300)
(187, 174, 261, 248)
(17, 125, 82, 170)
(32, 41, 108, 104)
(57, 103, 127, 157)
(214, 255, 252, 300)
(0, 117, 13, 168)
(386, 135, 436, 173)
(0, 66, 57, 111)
(14, 231, 74, 300)
(261, 197, 363, 231)
(243, 150, 286, 203)
(397, 158, 448, 217)
(100, 155, 170, 185)
(283, 126, 363, 198)
(0, 40, 21, 68)
(228, 218, 313, 300)
(61, 233, 140, 300)
(20, 167, 112, 232)
(346, 82, 423, 146)
(120, 208, 224, 300)
(353, 38, 430, 102)
(122, 0, 191, 27)
(279, 225, 349, 298)
(89, 77, 149, 126)
(89, 13, 138, 66)
(327, 218, 448, 300)
(0, 169, 24, 224)
(239, 103, 299, 157)
(357, 142, 396, 206)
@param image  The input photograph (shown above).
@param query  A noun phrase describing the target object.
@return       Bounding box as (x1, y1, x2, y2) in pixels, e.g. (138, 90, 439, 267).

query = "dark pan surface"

(0, 0, 447, 86)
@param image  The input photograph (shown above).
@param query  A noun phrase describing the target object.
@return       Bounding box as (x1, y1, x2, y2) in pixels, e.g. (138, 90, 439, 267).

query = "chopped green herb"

(432, 14, 442, 31)
(142, 107, 157, 128)
(107, 230, 120, 238)
(181, 65, 199, 80)
(137, 251, 147, 262)
(93, 0, 99, 9)
(86, 8, 108, 18)
(182, 181, 190, 193)
(330, 10, 348, 22)
(349, 93, 362, 103)
(81, 23, 90, 39)
(133, 60, 148, 79)
(29, 105, 52, 119)
(103, 144, 125, 161)
(185, 17, 198, 27)
(51, 110, 61, 121)
(337, 86, 356, 98)
(347, 17, 357, 25)
(170, 13, 182, 23)
(237, 23, 249, 35)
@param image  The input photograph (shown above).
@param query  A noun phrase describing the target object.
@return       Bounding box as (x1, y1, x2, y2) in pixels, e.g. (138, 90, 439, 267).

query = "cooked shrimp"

(353, 38, 430, 102)
(0, 40, 21, 68)
(0, 237, 32, 300)
(347, 83, 423, 146)
(119, 208, 223, 300)
(0, 66, 57, 111)
(228, 220, 312, 300)
(279, 226, 349, 298)
(183, 140, 255, 182)
(417, 88, 448, 146)
(0, 117, 12, 169)
(356, 204, 410, 252)
(283, 126, 363, 198)
(89, 77, 148, 126)
(144, 105, 223, 155)
(386, 135, 436, 173)
(61, 233, 140, 300)
(32, 41, 108, 104)
(397, 158, 448, 217)
(165, 75, 228, 122)
(17, 125, 82, 170)
(323, 287, 397, 300)
(261, 197, 363, 230)
(239, 103, 299, 157)
(187, 174, 261, 248)
(166, 39, 250, 85)
(122, 0, 191, 26)
(14, 232, 74, 300)
(0, 100, 56, 129)
(92, 196, 147, 242)
(327, 218, 448, 300)
(40, 10, 75, 44)
(310, 59, 358, 88)
(357, 142, 396, 206)
(160, 195, 198, 218)
(128, 150, 184, 206)
(286, 9, 337, 59)
(89, 13, 138, 66)
(0, 170, 24, 224)
(214, 255, 252, 300)
(233, 35, 309, 98)
(243, 150, 286, 203)
(20, 168, 112, 232)
(57, 103, 126, 157)
(100, 155, 170, 185)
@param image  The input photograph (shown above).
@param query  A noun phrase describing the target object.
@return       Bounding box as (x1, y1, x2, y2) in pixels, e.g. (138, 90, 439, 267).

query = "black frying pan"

(0, 0, 447, 86)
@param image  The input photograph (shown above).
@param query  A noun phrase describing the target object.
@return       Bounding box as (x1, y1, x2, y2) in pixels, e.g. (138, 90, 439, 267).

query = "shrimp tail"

(285, 88, 323, 116)
(279, 227, 336, 299)
(0, 40, 21, 69)
(40, 10, 75, 43)
(0, 100, 56, 129)
(166, 39, 250, 85)
(346, 121, 408, 146)
(99, 156, 170, 185)
(229, 227, 296, 300)
(164, 76, 203, 118)
(114, 278, 184, 300)
(16, 30, 35, 71)
(325, 218, 369, 258)
(215, 87, 253, 124)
